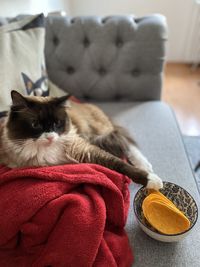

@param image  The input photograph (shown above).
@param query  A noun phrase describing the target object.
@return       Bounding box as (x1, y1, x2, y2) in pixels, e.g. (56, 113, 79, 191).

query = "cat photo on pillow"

(21, 65, 49, 97)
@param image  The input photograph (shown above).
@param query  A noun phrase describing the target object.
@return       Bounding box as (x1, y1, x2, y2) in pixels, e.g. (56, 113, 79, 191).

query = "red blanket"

(0, 164, 133, 267)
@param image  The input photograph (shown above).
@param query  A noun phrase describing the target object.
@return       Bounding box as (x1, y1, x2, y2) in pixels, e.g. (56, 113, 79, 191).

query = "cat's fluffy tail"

(91, 125, 136, 159)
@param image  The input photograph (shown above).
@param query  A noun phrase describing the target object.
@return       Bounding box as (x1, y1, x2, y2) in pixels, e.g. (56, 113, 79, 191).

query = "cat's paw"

(146, 173, 163, 190)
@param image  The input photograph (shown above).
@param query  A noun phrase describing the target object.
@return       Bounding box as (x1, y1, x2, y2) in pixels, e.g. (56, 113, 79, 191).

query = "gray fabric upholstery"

(45, 15, 167, 101)
(96, 101, 200, 267)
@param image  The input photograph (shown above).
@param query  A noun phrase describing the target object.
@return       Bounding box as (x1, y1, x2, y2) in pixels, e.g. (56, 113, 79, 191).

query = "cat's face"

(7, 90, 70, 145)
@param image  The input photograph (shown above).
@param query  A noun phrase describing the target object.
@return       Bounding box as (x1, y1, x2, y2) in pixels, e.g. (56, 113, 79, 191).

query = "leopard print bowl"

(133, 181, 198, 242)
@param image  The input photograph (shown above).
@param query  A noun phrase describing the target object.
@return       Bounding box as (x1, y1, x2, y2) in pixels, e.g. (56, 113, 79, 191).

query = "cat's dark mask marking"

(7, 90, 71, 141)
(21, 66, 49, 97)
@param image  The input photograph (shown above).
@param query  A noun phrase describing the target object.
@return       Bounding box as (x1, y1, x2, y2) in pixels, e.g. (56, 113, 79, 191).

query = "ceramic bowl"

(133, 181, 198, 242)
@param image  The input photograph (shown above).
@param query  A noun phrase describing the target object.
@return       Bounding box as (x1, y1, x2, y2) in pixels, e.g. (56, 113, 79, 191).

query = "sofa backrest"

(45, 15, 167, 101)
(0, 14, 167, 101)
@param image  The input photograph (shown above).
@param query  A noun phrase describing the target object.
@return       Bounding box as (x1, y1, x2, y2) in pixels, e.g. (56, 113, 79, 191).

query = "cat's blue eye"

(55, 120, 63, 128)
(31, 120, 41, 129)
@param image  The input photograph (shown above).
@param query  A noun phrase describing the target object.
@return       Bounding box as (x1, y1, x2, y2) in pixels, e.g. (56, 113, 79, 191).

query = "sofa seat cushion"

(96, 101, 200, 267)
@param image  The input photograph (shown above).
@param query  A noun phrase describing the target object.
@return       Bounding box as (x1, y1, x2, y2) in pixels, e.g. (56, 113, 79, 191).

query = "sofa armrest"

(45, 14, 167, 101)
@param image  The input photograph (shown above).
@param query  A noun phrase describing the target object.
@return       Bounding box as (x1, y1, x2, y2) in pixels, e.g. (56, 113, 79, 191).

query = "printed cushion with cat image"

(0, 14, 48, 117)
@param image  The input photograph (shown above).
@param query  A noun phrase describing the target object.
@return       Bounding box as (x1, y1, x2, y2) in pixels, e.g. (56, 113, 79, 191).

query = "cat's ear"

(55, 94, 71, 107)
(11, 90, 27, 107)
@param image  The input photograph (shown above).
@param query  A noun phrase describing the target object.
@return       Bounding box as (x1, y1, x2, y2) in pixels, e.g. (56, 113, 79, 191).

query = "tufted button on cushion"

(98, 67, 106, 76)
(116, 37, 123, 48)
(83, 94, 91, 100)
(66, 66, 75, 74)
(83, 36, 90, 47)
(115, 94, 121, 101)
(131, 69, 140, 77)
(71, 18, 75, 24)
(53, 36, 59, 46)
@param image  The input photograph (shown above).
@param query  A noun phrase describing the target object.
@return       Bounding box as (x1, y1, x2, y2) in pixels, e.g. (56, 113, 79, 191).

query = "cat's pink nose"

(44, 133, 58, 143)
(46, 136, 54, 142)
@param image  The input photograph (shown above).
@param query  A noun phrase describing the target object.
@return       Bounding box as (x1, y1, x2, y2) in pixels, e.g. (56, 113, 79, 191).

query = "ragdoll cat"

(0, 90, 163, 190)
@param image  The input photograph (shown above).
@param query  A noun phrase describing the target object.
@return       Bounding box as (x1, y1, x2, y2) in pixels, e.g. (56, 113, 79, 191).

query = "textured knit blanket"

(0, 163, 133, 267)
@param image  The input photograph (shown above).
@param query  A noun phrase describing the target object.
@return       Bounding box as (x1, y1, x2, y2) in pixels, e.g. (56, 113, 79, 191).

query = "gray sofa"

(45, 15, 200, 267)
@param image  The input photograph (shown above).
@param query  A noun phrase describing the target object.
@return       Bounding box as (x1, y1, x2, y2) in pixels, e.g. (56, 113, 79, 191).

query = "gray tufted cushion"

(45, 15, 167, 101)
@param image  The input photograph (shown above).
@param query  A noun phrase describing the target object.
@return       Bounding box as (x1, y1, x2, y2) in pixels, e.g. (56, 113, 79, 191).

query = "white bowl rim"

(133, 181, 199, 237)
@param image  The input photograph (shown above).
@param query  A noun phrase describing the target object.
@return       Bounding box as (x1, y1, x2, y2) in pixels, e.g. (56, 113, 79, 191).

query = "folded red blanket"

(0, 163, 133, 267)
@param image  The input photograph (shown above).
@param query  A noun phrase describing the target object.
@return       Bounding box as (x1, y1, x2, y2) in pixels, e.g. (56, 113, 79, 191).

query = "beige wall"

(64, 0, 197, 62)
(0, 0, 199, 62)
(0, 0, 65, 16)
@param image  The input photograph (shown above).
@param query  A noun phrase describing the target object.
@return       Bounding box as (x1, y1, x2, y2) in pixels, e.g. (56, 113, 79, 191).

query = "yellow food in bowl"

(142, 190, 191, 235)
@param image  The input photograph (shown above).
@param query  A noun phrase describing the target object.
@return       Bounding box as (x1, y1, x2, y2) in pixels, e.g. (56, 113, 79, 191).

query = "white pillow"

(0, 14, 48, 116)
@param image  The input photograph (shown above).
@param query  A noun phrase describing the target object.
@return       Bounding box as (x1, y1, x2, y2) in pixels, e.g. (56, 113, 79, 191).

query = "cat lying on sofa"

(0, 91, 163, 190)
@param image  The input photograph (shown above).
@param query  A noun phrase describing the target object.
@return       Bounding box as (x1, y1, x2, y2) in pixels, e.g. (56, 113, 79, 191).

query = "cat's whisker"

(0, 148, 22, 153)
(3, 138, 34, 143)
(2, 140, 25, 146)
(2, 139, 23, 142)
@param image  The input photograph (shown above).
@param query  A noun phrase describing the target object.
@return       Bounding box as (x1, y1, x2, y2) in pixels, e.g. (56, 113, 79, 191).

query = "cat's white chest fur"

(27, 140, 67, 166)
(3, 127, 78, 168)
(7, 141, 67, 168)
